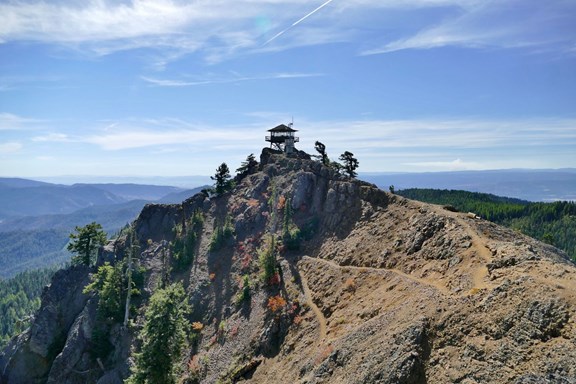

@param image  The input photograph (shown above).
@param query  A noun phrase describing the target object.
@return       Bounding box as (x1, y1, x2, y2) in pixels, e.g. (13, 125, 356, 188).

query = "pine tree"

(211, 162, 233, 196)
(259, 235, 277, 284)
(236, 153, 258, 178)
(314, 141, 330, 166)
(83, 262, 125, 321)
(127, 283, 190, 384)
(339, 151, 359, 178)
(67, 222, 107, 266)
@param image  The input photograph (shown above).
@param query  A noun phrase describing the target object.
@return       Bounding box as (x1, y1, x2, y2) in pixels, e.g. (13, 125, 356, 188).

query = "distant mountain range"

(1, 168, 574, 278)
(0, 178, 206, 278)
(0, 178, 193, 220)
(361, 169, 576, 202)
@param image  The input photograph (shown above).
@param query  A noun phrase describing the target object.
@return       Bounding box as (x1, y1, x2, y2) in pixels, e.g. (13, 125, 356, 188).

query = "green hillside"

(0, 268, 57, 349)
(397, 188, 576, 260)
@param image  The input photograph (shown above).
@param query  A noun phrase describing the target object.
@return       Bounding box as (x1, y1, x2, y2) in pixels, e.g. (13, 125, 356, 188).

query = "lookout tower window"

(265, 123, 300, 153)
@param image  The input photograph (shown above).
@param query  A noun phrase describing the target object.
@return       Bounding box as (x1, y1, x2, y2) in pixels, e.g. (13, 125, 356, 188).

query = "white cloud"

(28, 116, 576, 161)
(31, 133, 72, 142)
(0, 113, 42, 130)
(0, 0, 313, 61)
(0, 142, 23, 154)
(66, 118, 265, 150)
(297, 118, 576, 153)
(6, 115, 576, 174)
(362, 0, 576, 54)
(142, 72, 324, 87)
(0, 75, 66, 91)
(2, 0, 569, 65)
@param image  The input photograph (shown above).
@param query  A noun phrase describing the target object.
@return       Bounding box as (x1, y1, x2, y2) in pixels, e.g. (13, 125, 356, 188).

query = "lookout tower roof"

(268, 124, 298, 133)
(265, 123, 299, 153)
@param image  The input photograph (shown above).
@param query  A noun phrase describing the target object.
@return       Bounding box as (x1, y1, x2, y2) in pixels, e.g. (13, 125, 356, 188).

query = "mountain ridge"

(2, 149, 575, 383)
(0, 183, 205, 279)
(0, 178, 193, 220)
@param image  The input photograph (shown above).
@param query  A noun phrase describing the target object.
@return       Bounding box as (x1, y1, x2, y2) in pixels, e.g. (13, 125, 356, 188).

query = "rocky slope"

(2, 148, 576, 383)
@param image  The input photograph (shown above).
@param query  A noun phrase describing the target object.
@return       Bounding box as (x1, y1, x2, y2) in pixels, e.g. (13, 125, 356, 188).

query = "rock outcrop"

(2, 147, 576, 383)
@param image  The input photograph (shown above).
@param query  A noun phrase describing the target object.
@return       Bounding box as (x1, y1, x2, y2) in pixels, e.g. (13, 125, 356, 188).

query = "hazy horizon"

(1, 167, 573, 190)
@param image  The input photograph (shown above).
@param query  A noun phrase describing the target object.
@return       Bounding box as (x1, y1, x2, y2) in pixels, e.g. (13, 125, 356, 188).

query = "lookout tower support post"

(265, 123, 299, 153)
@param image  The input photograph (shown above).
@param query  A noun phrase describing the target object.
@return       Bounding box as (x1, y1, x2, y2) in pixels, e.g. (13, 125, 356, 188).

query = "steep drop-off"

(2, 148, 576, 383)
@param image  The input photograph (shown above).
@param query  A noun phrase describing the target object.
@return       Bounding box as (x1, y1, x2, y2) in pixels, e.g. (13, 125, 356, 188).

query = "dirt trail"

(428, 206, 494, 291)
(303, 256, 452, 296)
(455, 217, 493, 291)
(299, 264, 328, 344)
(299, 253, 454, 347)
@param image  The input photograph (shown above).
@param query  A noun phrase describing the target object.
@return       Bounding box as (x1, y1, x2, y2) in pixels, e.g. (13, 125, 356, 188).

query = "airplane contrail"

(263, 0, 336, 46)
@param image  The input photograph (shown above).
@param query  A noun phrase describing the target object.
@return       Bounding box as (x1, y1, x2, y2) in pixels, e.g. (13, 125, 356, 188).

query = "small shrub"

(267, 295, 287, 313)
(229, 325, 239, 338)
(236, 275, 251, 305)
(192, 322, 204, 331)
(283, 228, 302, 251)
(268, 272, 281, 286)
(209, 216, 234, 251)
(343, 277, 356, 293)
(258, 235, 277, 284)
(218, 320, 227, 341)
(277, 195, 286, 210)
(240, 252, 253, 270)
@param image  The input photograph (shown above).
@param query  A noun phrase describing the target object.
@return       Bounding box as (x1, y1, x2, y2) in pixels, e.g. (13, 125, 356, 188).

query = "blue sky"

(0, 0, 575, 182)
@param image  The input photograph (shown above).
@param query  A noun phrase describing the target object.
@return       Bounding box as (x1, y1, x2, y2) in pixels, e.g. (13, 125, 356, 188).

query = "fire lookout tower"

(265, 123, 299, 153)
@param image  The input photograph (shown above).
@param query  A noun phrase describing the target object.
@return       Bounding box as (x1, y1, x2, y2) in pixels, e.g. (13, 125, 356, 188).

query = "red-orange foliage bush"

(268, 272, 281, 286)
(267, 295, 287, 313)
(277, 195, 286, 210)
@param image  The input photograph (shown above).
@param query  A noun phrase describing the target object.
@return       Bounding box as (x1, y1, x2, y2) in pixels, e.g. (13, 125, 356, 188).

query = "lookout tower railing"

(265, 123, 299, 152)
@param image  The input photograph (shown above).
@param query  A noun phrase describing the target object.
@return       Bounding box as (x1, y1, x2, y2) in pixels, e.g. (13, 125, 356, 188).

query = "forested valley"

(0, 268, 57, 348)
(398, 189, 576, 260)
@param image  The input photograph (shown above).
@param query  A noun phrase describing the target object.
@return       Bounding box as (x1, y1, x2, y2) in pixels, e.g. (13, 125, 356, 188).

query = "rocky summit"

(2, 148, 576, 383)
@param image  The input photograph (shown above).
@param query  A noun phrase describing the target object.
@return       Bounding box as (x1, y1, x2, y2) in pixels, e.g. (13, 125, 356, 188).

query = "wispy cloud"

(2, 0, 570, 65)
(82, 127, 263, 151)
(31, 133, 72, 142)
(29, 116, 576, 154)
(302, 118, 576, 150)
(0, 142, 23, 154)
(0, 113, 43, 130)
(0, 75, 67, 92)
(142, 72, 324, 87)
(7, 115, 576, 173)
(362, 0, 576, 55)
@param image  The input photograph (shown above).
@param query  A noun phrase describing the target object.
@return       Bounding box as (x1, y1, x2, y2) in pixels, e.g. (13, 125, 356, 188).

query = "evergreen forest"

(0, 268, 57, 348)
(397, 189, 576, 260)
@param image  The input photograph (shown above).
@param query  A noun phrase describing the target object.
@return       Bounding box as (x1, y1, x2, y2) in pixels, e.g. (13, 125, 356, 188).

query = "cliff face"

(2, 148, 576, 383)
